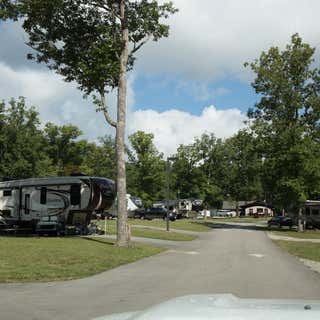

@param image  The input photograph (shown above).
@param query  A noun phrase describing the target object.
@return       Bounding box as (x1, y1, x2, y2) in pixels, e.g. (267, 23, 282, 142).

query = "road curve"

(1, 222, 320, 320)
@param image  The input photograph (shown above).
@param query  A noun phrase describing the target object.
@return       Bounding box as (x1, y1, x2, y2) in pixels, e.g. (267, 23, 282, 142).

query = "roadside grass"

(97, 220, 197, 240)
(270, 230, 320, 239)
(212, 217, 268, 223)
(0, 237, 164, 283)
(126, 218, 213, 232)
(274, 240, 320, 262)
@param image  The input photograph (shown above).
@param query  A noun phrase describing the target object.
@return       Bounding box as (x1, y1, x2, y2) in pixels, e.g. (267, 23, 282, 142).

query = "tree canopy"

(0, 0, 177, 125)
(246, 34, 320, 213)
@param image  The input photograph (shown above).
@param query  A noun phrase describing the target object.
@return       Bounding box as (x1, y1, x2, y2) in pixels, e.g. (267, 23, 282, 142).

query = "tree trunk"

(297, 207, 304, 233)
(116, 0, 130, 247)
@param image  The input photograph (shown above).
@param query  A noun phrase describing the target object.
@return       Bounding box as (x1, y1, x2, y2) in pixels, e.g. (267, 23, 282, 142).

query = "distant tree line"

(0, 97, 166, 207)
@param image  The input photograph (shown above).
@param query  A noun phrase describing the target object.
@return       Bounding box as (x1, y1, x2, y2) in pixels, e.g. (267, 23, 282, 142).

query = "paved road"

(1, 223, 320, 320)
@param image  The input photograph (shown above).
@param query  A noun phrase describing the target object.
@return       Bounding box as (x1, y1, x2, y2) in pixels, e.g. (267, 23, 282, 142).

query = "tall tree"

(246, 34, 320, 229)
(1, 0, 177, 246)
(192, 133, 227, 207)
(224, 130, 263, 214)
(172, 143, 204, 201)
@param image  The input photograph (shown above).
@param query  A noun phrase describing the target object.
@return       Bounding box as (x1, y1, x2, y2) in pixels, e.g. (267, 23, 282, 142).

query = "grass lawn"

(270, 230, 320, 239)
(97, 220, 197, 241)
(212, 217, 268, 223)
(0, 237, 164, 283)
(127, 218, 213, 232)
(274, 240, 320, 262)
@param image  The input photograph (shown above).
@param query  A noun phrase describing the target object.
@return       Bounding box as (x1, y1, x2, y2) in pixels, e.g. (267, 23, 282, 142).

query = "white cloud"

(127, 105, 247, 156)
(0, 62, 135, 141)
(137, 0, 320, 81)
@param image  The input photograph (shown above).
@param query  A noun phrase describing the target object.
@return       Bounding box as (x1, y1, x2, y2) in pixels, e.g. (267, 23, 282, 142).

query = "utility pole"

(166, 157, 177, 232)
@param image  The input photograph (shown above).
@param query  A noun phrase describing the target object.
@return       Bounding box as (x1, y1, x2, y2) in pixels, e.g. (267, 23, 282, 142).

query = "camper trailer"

(303, 200, 320, 228)
(0, 176, 115, 234)
(109, 194, 143, 218)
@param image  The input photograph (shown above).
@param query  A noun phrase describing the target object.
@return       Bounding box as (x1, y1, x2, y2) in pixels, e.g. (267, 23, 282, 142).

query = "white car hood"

(94, 294, 320, 320)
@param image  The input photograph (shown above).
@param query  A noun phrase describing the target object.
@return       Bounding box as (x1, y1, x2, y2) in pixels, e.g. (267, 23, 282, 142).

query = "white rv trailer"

(109, 194, 143, 218)
(0, 176, 115, 233)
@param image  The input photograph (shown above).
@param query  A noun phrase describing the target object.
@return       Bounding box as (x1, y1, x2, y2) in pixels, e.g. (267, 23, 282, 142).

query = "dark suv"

(137, 207, 176, 221)
(268, 216, 293, 228)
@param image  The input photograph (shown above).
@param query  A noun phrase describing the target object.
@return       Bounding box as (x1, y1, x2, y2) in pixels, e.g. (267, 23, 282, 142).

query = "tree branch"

(100, 91, 117, 128)
(90, 1, 121, 19)
(130, 37, 151, 55)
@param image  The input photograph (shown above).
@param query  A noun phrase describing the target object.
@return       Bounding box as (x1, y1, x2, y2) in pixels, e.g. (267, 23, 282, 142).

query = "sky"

(1, 0, 320, 156)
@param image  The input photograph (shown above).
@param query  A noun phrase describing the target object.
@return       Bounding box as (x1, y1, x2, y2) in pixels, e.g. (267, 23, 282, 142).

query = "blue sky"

(133, 74, 257, 115)
(1, 0, 320, 155)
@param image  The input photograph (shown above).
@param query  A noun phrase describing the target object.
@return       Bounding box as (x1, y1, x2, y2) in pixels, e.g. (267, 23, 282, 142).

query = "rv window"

(312, 209, 319, 216)
(305, 207, 310, 216)
(3, 190, 12, 197)
(70, 184, 81, 205)
(40, 187, 47, 204)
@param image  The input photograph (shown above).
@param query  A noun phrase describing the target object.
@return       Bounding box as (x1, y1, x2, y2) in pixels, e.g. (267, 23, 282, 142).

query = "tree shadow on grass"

(81, 236, 115, 246)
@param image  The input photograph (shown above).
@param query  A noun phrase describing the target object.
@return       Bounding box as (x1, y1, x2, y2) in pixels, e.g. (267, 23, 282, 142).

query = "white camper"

(109, 194, 143, 218)
(0, 176, 115, 234)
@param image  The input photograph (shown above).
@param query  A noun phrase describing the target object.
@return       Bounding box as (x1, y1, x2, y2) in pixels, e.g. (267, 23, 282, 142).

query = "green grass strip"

(274, 240, 320, 262)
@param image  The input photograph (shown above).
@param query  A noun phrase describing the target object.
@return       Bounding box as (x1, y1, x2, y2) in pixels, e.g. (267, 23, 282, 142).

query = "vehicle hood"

(94, 294, 320, 320)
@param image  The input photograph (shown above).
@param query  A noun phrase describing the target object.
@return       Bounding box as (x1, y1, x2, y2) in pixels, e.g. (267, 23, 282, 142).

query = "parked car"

(268, 216, 293, 228)
(216, 210, 236, 217)
(136, 207, 176, 221)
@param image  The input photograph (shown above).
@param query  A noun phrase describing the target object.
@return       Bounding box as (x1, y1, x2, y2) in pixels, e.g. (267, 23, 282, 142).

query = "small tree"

(1, 0, 177, 246)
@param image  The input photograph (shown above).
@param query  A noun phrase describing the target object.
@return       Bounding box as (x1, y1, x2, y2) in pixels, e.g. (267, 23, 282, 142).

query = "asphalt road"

(1, 222, 320, 320)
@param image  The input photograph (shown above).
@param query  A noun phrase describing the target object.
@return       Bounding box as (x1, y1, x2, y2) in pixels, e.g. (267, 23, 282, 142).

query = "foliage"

(1, 0, 177, 112)
(0, 97, 55, 179)
(171, 132, 262, 208)
(224, 130, 263, 203)
(81, 135, 117, 180)
(127, 131, 166, 207)
(246, 34, 320, 213)
(0, 97, 117, 181)
(43, 122, 86, 175)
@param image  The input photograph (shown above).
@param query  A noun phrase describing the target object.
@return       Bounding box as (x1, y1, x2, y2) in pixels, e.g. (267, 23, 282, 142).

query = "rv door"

(21, 188, 34, 221)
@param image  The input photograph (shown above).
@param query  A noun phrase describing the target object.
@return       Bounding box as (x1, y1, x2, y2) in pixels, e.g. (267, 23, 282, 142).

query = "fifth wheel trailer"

(0, 176, 115, 234)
